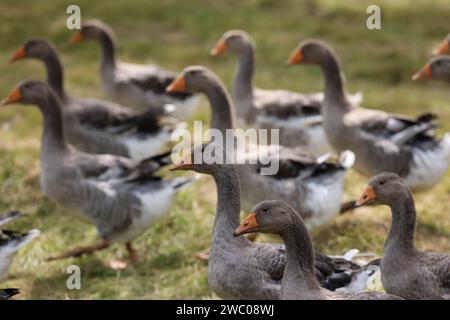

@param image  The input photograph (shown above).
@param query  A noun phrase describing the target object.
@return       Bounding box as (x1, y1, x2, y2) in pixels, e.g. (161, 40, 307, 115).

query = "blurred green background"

(0, 0, 449, 299)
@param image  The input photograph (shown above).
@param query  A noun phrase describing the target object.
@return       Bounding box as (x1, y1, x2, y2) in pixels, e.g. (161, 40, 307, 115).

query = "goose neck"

(98, 32, 117, 70)
(39, 91, 68, 154)
(385, 191, 417, 255)
(232, 45, 255, 99)
(205, 81, 236, 135)
(42, 50, 66, 101)
(280, 219, 318, 289)
(321, 52, 350, 111)
(211, 166, 247, 246)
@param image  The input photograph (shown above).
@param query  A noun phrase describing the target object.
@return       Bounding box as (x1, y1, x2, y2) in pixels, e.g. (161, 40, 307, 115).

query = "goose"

(170, 143, 374, 299)
(234, 200, 403, 300)
(412, 55, 450, 83)
(432, 34, 450, 56)
(1, 81, 196, 266)
(166, 66, 355, 229)
(0, 211, 40, 281)
(210, 31, 362, 156)
(10, 38, 178, 161)
(287, 40, 450, 191)
(0, 288, 20, 300)
(355, 172, 450, 299)
(71, 19, 198, 120)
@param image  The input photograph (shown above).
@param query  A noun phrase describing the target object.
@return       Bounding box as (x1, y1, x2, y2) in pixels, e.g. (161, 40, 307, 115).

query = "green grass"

(0, 0, 449, 299)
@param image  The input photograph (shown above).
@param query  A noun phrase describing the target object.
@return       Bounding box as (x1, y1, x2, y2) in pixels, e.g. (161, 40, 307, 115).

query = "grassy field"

(0, 0, 449, 299)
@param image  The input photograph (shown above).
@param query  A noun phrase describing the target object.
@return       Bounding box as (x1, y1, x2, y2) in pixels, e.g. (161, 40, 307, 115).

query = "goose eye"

(261, 208, 267, 213)
(379, 180, 385, 185)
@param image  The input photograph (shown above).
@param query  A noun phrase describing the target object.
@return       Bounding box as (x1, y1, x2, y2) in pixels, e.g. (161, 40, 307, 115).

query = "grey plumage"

(358, 172, 450, 299)
(292, 40, 450, 191)
(238, 200, 402, 300)
(2, 80, 195, 247)
(12, 38, 176, 161)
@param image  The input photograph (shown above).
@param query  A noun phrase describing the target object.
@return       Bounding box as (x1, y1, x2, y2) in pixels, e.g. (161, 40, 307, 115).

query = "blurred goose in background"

(0, 288, 20, 300)
(171, 144, 373, 299)
(10, 38, 177, 160)
(1, 81, 196, 268)
(412, 55, 450, 83)
(210, 30, 362, 156)
(71, 19, 198, 120)
(356, 172, 450, 299)
(288, 40, 450, 191)
(0, 211, 40, 281)
(167, 66, 355, 229)
(234, 200, 402, 300)
(432, 33, 450, 56)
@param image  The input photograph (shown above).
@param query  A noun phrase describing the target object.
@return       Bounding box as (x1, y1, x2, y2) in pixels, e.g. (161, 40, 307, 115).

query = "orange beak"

(169, 152, 193, 171)
(355, 186, 377, 207)
(1, 88, 22, 106)
(287, 49, 304, 65)
(411, 64, 432, 81)
(10, 47, 26, 62)
(432, 39, 450, 56)
(71, 31, 83, 44)
(166, 75, 186, 93)
(233, 213, 259, 236)
(210, 39, 228, 56)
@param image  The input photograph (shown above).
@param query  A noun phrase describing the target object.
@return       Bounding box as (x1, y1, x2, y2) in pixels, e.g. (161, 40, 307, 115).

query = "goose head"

(169, 142, 231, 175)
(70, 19, 117, 44)
(1, 80, 51, 107)
(166, 66, 221, 94)
(210, 30, 254, 56)
(234, 200, 300, 237)
(10, 38, 54, 62)
(432, 34, 450, 56)
(287, 39, 337, 66)
(355, 172, 408, 207)
(412, 56, 450, 81)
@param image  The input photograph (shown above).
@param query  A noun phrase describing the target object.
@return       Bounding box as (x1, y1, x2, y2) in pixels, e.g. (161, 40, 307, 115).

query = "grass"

(0, 0, 449, 299)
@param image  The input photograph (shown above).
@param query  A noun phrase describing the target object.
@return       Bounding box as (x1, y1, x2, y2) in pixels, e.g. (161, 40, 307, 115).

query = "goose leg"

(193, 249, 210, 261)
(126, 242, 139, 263)
(108, 242, 139, 270)
(46, 240, 111, 261)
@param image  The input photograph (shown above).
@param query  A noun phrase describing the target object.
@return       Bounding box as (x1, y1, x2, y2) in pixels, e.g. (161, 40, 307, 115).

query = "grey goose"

(171, 143, 374, 299)
(1, 81, 196, 266)
(166, 66, 355, 229)
(210, 30, 362, 156)
(71, 19, 198, 120)
(234, 200, 403, 300)
(288, 40, 450, 191)
(10, 38, 177, 161)
(356, 172, 450, 299)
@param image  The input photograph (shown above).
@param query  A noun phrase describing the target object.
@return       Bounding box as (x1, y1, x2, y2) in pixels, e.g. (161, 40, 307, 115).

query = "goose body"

(0, 211, 40, 281)
(235, 200, 402, 300)
(171, 144, 374, 299)
(356, 172, 450, 299)
(210, 31, 362, 156)
(288, 40, 450, 191)
(1, 81, 196, 260)
(10, 38, 177, 161)
(167, 66, 354, 228)
(72, 20, 198, 120)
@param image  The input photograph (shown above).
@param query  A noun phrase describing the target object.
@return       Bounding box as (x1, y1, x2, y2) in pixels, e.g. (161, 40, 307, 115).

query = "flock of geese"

(1, 19, 450, 300)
